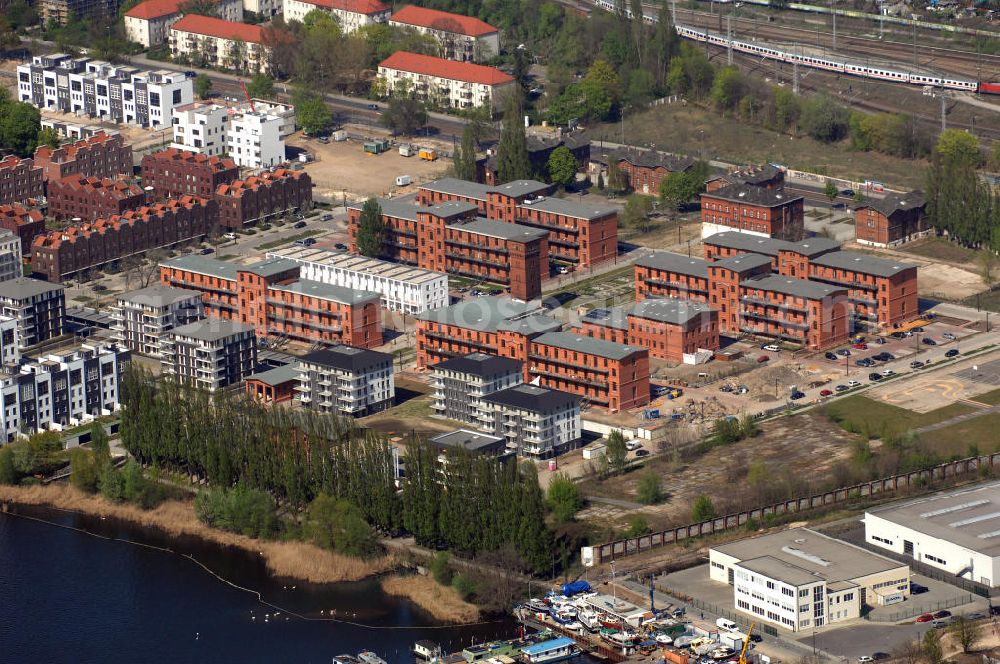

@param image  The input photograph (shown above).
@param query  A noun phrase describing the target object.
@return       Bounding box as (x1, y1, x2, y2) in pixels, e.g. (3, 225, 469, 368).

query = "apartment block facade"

(0, 317, 20, 366)
(17, 54, 194, 128)
(388, 5, 499, 62)
(125, 0, 243, 47)
(33, 132, 133, 183)
(160, 319, 257, 391)
(429, 353, 523, 425)
(700, 183, 805, 240)
(0, 278, 65, 347)
(283, 0, 389, 31)
(0, 343, 130, 443)
(111, 284, 205, 357)
(214, 169, 312, 229)
(854, 190, 928, 248)
(141, 148, 240, 198)
(47, 175, 147, 222)
(159, 254, 383, 347)
(480, 384, 581, 458)
(0, 157, 44, 206)
(169, 15, 270, 74)
(0, 204, 46, 253)
(31, 197, 219, 282)
(0, 230, 23, 284)
(268, 246, 449, 314)
(295, 346, 395, 417)
(377, 51, 515, 112)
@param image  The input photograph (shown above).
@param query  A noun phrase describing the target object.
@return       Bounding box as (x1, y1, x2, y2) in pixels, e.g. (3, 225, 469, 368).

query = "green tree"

(0, 100, 41, 156)
(90, 423, 111, 467)
(430, 551, 452, 585)
(711, 417, 742, 445)
(659, 162, 708, 214)
(710, 66, 744, 115)
(824, 180, 839, 203)
(294, 90, 332, 136)
(546, 473, 582, 523)
(304, 493, 378, 557)
(245, 73, 276, 100)
(496, 93, 531, 183)
(606, 162, 627, 195)
(381, 97, 428, 136)
(936, 128, 981, 165)
(37, 126, 60, 149)
(355, 198, 385, 257)
(606, 430, 628, 475)
(636, 471, 663, 504)
(547, 146, 578, 188)
(625, 514, 650, 537)
(70, 448, 100, 493)
(0, 446, 16, 485)
(691, 494, 716, 522)
(452, 573, 477, 601)
(949, 615, 981, 653)
(194, 73, 213, 100)
(922, 628, 943, 664)
(621, 193, 653, 231)
(453, 124, 478, 181)
(100, 464, 126, 502)
(800, 93, 849, 143)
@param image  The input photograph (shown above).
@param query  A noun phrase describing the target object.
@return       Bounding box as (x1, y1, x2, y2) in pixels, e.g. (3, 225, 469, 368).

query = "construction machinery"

(239, 79, 255, 112)
(738, 622, 756, 664)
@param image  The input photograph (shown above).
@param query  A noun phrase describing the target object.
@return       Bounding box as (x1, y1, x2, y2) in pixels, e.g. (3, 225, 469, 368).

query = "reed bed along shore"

(381, 574, 481, 624)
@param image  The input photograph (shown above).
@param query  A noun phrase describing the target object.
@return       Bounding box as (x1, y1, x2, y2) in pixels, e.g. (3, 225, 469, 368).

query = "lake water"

(0, 505, 514, 664)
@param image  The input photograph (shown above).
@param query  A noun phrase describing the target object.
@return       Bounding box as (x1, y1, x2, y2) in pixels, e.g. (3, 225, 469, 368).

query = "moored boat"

(358, 652, 387, 664)
(520, 637, 579, 664)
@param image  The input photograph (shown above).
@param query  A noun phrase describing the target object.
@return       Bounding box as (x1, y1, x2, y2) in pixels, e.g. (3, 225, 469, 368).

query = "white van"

(395, 175, 413, 187)
(716, 618, 739, 632)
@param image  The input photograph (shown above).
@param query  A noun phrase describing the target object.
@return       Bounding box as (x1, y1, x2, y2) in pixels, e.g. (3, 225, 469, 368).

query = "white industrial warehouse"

(709, 528, 910, 633)
(865, 481, 1000, 587)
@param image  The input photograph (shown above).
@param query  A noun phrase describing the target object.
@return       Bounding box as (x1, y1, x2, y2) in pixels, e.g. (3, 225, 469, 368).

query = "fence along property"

(581, 452, 1000, 566)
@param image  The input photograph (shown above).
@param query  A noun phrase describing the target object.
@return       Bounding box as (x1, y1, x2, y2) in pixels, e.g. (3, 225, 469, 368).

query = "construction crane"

(239, 79, 255, 112)
(738, 622, 757, 664)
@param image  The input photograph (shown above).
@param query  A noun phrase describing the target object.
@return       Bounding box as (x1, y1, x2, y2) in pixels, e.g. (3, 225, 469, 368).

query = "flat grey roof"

(419, 177, 490, 200)
(791, 237, 842, 257)
(532, 331, 645, 361)
(267, 247, 446, 285)
(348, 197, 479, 221)
(171, 319, 254, 341)
(241, 257, 299, 278)
(744, 274, 846, 300)
(704, 231, 786, 257)
(269, 280, 379, 305)
(580, 307, 628, 331)
(246, 364, 299, 386)
(519, 196, 616, 220)
(429, 428, 505, 452)
(736, 556, 821, 587)
(299, 344, 391, 372)
(433, 352, 522, 377)
(0, 277, 65, 299)
(866, 481, 1000, 558)
(629, 298, 716, 325)
(704, 182, 802, 207)
(636, 251, 709, 278)
(712, 253, 773, 273)
(714, 527, 906, 585)
(811, 250, 917, 279)
(491, 179, 549, 198)
(483, 383, 580, 411)
(416, 296, 560, 335)
(160, 254, 239, 281)
(117, 284, 201, 307)
(449, 218, 548, 242)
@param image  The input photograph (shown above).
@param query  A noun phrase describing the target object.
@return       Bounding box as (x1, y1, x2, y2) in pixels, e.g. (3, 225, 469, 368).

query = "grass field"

(971, 387, 1000, 406)
(916, 413, 1000, 456)
(822, 394, 977, 436)
(900, 236, 983, 266)
(594, 104, 927, 189)
(961, 289, 1000, 314)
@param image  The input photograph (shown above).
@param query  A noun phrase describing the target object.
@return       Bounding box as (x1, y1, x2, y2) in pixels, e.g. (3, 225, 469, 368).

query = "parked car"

(635, 449, 650, 458)
(872, 654, 891, 661)
(922, 337, 937, 345)
(317, 136, 329, 144)
(825, 352, 839, 361)
(946, 349, 960, 358)
(835, 384, 849, 392)
(874, 352, 895, 362)
(910, 582, 929, 594)
(625, 440, 642, 451)
(913, 326, 925, 332)
(334, 243, 347, 250)
(856, 359, 874, 367)
(837, 349, 851, 357)
(819, 389, 833, 397)
(185, 70, 197, 78)
(931, 619, 951, 629)
(368, 103, 379, 110)
(841, 188, 856, 197)
(762, 344, 781, 352)
(790, 391, 806, 400)
(757, 355, 770, 363)
(322, 213, 334, 221)
(854, 342, 868, 350)
(916, 613, 935, 623)
(891, 332, 906, 339)
(874, 337, 886, 345)
(294, 221, 307, 229)
(943, 332, 957, 340)
(910, 361, 925, 369)
(869, 373, 883, 381)
(858, 657, 874, 663)
(882, 369, 895, 377)
(200, 247, 214, 255)
(933, 610, 951, 619)
(966, 611, 986, 620)
(847, 380, 861, 387)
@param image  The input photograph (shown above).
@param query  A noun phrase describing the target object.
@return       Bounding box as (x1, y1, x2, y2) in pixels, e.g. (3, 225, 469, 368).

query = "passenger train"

(591, 0, 1000, 93)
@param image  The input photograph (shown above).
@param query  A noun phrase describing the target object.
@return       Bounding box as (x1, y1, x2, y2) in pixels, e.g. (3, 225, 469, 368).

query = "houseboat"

(415, 641, 441, 661)
(358, 652, 388, 664)
(520, 637, 579, 664)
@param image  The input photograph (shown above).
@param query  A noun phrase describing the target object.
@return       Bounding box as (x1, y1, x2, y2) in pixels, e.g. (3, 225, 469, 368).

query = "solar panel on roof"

(920, 499, 990, 519)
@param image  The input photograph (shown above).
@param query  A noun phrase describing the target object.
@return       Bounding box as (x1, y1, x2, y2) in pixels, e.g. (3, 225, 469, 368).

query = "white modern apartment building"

(124, 0, 242, 47)
(865, 482, 1000, 587)
(169, 15, 270, 74)
(388, 5, 499, 62)
(377, 51, 515, 112)
(160, 319, 257, 391)
(430, 353, 522, 426)
(296, 346, 394, 417)
(227, 111, 285, 168)
(17, 54, 193, 128)
(0, 343, 130, 443)
(0, 317, 21, 367)
(709, 528, 910, 633)
(282, 0, 389, 32)
(480, 384, 581, 457)
(237, 98, 296, 137)
(0, 278, 65, 348)
(267, 247, 449, 314)
(243, 0, 283, 18)
(112, 285, 205, 357)
(170, 101, 230, 157)
(0, 229, 24, 283)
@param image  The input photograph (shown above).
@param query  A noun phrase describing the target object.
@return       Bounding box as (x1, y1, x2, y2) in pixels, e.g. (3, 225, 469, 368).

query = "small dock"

(514, 609, 629, 663)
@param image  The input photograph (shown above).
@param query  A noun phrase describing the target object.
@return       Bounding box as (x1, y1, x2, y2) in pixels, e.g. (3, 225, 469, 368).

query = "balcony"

(740, 295, 807, 313)
(515, 217, 579, 235)
(740, 310, 809, 330)
(446, 238, 508, 255)
(445, 252, 509, 268)
(529, 367, 606, 390)
(643, 278, 708, 294)
(529, 353, 609, 375)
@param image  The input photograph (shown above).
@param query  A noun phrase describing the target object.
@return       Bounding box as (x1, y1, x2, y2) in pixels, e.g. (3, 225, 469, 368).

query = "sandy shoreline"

(381, 574, 481, 624)
(0, 484, 397, 584)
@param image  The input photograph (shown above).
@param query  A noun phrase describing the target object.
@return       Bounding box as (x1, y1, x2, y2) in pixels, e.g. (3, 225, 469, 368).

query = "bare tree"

(949, 615, 982, 653)
(127, 249, 168, 289)
(892, 637, 922, 664)
(979, 250, 997, 287)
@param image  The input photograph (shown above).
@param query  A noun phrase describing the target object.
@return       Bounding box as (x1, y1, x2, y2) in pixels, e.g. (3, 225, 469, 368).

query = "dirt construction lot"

(289, 134, 451, 199)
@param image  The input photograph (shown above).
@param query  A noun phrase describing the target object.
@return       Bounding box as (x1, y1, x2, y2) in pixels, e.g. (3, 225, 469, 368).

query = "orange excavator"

(738, 622, 757, 664)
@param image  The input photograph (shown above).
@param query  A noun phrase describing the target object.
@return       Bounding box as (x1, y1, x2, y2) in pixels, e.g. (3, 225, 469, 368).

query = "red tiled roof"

(0, 156, 36, 170)
(171, 14, 264, 43)
(0, 204, 43, 225)
(298, 0, 388, 15)
(379, 51, 513, 86)
(55, 175, 144, 199)
(389, 6, 497, 37)
(216, 169, 302, 197)
(148, 147, 238, 171)
(35, 131, 121, 162)
(125, 0, 183, 20)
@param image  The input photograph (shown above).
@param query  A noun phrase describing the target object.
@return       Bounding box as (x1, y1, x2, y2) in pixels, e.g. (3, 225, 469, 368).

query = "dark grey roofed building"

(810, 251, 917, 279)
(0, 277, 66, 347)
(743, 274, 847, 300)
(296, 345, 394, 417)
(480, 383, 581, 457)
(448, 218, 549, 242)
(430, 352, 523, 426)
(635, 251, 709, 278)
(428, 429, 510, 458)
(531, 331, 645, 361)
(160, 319, 256, 391)
(704, 183, 803, 207)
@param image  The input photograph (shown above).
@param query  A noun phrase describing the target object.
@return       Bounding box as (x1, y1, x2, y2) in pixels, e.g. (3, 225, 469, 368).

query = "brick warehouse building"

(141, 148, 239, 198)
(47, 175, 147, 222)
(853, 190, 928, 248)
(700, 183, 804, 240)
(416, 178, 618, 269)
(702, 232, 919, 327)
(346, 197, 548, 300)
(0, 156, 44, 205)
(570, 299, 720, 362)
(31, 197, 219, 281)
(595, 147, 695, 196)
(159, 254, 382, 348)
(33, 131, 133, 183)
(215, 169, 313, 229)
(0, 204, 46, 251)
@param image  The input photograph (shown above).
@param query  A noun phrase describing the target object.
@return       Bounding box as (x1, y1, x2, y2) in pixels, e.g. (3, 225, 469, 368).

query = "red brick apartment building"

(416, 178, 618, 268)
(0, 204, 45, 250)
(479, 133, 590, 186)
(159, 254, 383, 347)
(853, 190, 928, 248)
(0, 156, 44, 205)
(347, 197, 548, 300)
(141, 148, 239, 198)
(700, 183, 804, 240)
(33, 132, 133, 183)
(215, 169, 313, 229)
(635, 252, 710, 302)
(598, 148, 695, 196)
(31, 197, 218, 281)
(47, 175, 147, 221)
(528, 332, 649, 412)
(703, 231, 919, 327)
(571, 299, 719, 362)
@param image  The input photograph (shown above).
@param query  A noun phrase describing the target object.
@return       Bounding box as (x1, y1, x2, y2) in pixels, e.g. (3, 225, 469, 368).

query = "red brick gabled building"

(854, 190, 928, 248)
(635, 252, 710, 302)
(607, 147, 695, 196)
(700, 183, 804, 240)
(214, 168, 313, 229)
(31, 197, 219, 281)
(0, 204, 45, 251)
(141, 148, 239, 198)
(33, 132, 133, 183)
(0, 156, 44, 205)
(47, 175, 147, 222)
